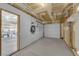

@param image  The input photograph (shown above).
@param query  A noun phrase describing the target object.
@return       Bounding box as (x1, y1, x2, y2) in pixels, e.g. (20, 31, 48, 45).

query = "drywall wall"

(44, 23, 60, 38)
(0, 3, 43, 49)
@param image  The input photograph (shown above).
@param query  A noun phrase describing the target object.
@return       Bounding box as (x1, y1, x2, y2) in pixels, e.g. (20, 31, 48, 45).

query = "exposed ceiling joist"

(9, 3, 77, 24)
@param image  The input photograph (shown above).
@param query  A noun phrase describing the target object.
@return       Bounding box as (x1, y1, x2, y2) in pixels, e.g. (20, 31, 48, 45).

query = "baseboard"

(10, 36, 43, 56)
(44, 37, 60, 39)
(20, 36, 43, 49)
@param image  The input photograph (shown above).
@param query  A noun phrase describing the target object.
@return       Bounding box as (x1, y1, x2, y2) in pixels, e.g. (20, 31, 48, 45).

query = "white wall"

(0, 3, 43, 49)
(44, 23, 60, 39)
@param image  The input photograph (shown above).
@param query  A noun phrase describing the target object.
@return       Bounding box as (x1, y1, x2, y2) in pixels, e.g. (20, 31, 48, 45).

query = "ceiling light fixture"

(77, 6, 79, 11)
(42, 21, 46, 24)
(40, 3, 45, 7)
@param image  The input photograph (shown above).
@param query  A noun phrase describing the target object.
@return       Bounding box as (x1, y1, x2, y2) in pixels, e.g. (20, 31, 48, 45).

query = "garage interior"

(0, 3, 79, 56)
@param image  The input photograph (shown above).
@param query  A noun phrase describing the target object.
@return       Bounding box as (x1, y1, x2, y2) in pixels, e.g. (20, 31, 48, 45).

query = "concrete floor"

(12, 38, 74, 56)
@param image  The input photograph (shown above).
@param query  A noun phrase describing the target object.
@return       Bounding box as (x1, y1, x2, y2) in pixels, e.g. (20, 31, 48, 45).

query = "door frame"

(0, 8, 20, 56)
